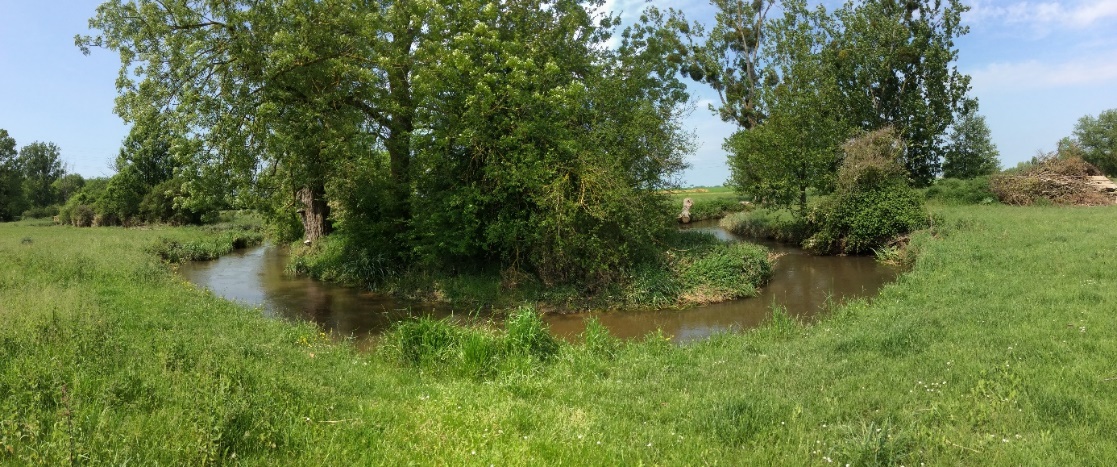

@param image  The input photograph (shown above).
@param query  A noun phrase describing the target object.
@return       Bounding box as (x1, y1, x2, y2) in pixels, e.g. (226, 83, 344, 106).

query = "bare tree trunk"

(297, 186, 331, 243)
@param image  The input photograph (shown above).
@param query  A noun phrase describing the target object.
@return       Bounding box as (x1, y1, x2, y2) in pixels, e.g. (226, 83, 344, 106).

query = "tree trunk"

(297, 186, 331, 243)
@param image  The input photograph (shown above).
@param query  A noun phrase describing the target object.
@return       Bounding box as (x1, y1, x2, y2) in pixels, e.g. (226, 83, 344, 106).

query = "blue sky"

(1, 0, 1115, 186)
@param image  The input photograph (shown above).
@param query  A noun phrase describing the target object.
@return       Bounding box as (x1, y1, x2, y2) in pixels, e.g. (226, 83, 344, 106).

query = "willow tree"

(407, 0, 692, 284)
(82, 0, 695, 287)
(79, 0, 424, 242)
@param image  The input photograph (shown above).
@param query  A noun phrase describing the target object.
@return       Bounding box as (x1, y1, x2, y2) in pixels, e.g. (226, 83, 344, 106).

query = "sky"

(1, 0, 1115, 187)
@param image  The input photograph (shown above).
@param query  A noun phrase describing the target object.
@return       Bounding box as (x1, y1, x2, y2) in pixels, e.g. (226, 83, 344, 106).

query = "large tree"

(80, 0, 405, 242)
(726, 0, 850, 212)
(676, 0, 971, 192)
(673, 0, 778, 129)
(1072, 108, 1117, 175)
(18, 142, 65, 208)
(83, 0, 694, 286)
(828, 0, 971, 186)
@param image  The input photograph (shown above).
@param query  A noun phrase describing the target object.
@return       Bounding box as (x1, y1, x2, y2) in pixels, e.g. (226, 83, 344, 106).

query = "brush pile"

(990, 156, 1115, 206)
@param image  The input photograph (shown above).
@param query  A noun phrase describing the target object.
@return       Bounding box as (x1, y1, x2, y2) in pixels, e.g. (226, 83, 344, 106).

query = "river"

(178, 220, 897, 344)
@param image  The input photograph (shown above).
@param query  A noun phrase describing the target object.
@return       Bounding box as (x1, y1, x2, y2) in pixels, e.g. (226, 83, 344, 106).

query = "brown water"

(178, 220, 898, 344)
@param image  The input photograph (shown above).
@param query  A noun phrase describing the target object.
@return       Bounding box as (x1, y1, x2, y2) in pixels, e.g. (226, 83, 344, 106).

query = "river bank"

(3, 204, 1116, 463)
(179, 220, 896, 345)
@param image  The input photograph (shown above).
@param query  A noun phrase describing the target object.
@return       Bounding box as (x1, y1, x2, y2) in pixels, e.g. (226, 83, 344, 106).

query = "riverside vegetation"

(4, 204, 1117, 464)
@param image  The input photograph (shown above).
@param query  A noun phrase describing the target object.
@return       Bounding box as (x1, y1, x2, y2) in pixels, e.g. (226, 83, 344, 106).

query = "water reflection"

(179, 221, 897, 344)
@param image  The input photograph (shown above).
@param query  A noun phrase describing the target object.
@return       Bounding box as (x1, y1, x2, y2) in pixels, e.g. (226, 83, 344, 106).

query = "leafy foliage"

(17, 141, 64, 208)
(805, 128, 928, 254)
(1072, 108, 1117, 175)
(673, 0, 971, 192)
(925, 177, 996, 205)
(943, 105, 1000, 179)
(0, 129, 25, 221)
(828, 0, 971, 186)
(83, 0, 694, 289)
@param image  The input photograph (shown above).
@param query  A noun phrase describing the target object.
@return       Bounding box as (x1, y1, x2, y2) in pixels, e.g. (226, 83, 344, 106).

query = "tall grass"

(3, 205, 1117, 463)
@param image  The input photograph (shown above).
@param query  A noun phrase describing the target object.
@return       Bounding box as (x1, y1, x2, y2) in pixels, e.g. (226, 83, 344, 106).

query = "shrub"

(805, 128, 928, 254)
(925, 177, 997, 205)
(20, 204, 59, 220)
(71, 205, 95, 227)
(677, 242, 772, 304)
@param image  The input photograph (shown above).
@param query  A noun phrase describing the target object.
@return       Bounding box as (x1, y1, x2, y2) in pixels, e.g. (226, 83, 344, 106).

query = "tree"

(828, 0, 971, 186)
(670, 0, 778, 129)
(116, 118, 176, 188)
(726, 0, 850, 212)
(18, 141, 64, 208)
(81, 0, 388, 242)
(675, 0, 972, 199)
(406, 0, 693, 283)
(805, 128, 926, 254)
(52, 174, 86, 204)
(1072, 109, 1117, 175)
(83, 0, 696, 286)
(943, 104, 1000, 178)
(0, 129, 25, 221)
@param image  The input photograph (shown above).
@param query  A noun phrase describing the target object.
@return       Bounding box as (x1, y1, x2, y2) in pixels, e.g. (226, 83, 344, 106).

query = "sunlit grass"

(2, 205, 1117, 463)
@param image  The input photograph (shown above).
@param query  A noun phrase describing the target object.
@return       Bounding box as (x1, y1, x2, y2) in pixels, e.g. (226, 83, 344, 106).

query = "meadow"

(2, 204, 1116, 464)
(666, 186, 749, 221)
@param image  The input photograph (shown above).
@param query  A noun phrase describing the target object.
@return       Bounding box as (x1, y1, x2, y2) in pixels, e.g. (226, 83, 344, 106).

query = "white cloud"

(969, 50, 1117, 91)
(966, 0, 1117, 31)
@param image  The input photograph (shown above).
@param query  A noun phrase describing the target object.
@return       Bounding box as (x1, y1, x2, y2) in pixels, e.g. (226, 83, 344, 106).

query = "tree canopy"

(0, 129, 23, 221)
(943, 104, 1000, 179)
(18, 142, 65, 209)
(1072, 108, 1117, 175)
(81, 0, 694, 286)
(668, 0, 972, 196)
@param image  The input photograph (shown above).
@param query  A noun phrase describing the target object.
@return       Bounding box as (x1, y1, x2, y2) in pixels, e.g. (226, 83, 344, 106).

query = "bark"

(297, 185, 332, 243)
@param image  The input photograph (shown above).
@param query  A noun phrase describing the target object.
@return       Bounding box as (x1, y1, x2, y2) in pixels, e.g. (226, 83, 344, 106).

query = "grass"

(666, 186, 749, 221)
(3, 204, 1117, 463)
(719, 207, 812, 243)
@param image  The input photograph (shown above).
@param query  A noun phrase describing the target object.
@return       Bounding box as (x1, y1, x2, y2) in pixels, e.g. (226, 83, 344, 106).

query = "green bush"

(676, 241, 772, 303)
(19, 204, 59, 220)
(805, 128, 928, 254)
(925, 177, 996, 205)
(71, 205, 95, 227)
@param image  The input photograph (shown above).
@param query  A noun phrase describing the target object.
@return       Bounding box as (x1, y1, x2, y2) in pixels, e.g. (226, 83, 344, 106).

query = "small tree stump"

(678, 197, 693, 224)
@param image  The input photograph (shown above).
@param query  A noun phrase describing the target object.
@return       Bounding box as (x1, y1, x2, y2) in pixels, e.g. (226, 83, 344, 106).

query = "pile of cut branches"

(990, 156, 1113, 206)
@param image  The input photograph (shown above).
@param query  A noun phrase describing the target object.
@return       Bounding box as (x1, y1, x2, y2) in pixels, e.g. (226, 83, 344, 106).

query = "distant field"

(664, 186, 747, 221)
(3, 204, 1117, 464)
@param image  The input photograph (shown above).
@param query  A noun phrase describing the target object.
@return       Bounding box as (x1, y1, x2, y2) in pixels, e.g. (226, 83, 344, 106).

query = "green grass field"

(2, 205, 1116, 464)
(665, 186, 748, 221)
